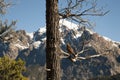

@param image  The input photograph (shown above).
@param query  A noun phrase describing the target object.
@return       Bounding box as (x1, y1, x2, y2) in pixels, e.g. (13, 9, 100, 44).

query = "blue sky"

(1, 0, 120, 41)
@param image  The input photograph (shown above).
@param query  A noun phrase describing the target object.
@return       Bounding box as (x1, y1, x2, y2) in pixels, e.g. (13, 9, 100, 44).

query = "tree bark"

(46, 0, 61, 80)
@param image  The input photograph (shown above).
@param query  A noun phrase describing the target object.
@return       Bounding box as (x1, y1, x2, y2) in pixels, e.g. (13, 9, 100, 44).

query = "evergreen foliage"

(0, 56, 28, 80)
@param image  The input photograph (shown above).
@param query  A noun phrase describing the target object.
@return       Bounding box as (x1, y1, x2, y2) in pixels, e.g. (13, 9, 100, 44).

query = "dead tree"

(60, 42, 112, 62)
(59, 0, 109, 27)
(0, 20, 16, 42)
(58, 0, 109, 61)
(46, 0, 61, 80)
(0, 1, 16, 42)
(46, 0, 109, 80)
(0, 0, 11, 14)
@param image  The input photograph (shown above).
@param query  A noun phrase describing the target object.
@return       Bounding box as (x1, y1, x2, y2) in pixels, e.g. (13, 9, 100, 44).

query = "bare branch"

(59, 0, 109, 27)
(60, 43, 112, 62)
(76, 48, 89, 55)
(0, 20, 16, 42)
(0, 0, 12, 14)
(79, 10, 110, 16)
(67, 0, 84, 10)
(77, 51, 110, 60)
(60, 47, 111, 62)
(60, 48, 70, 56)
(59, 8, 109, 19)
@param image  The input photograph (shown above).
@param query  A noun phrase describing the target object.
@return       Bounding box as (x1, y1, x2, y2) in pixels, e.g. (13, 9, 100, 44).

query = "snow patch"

(26, 32, 34, 39)
(75, 33, 82, 38)
(103, 36, 112, 42)
(86, 28, 94, 34)
(59, 19, 78, 30)
(41, 37, 46, 41)
(15, 44, 28, 50)
(112, 43, 118, 47)
(38, 27, 46, 33)
(103, 36, 120, 48)
(33, 41, 41, 49)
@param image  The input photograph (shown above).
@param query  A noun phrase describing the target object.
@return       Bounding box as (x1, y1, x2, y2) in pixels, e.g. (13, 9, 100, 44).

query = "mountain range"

(0, 19, 120, 80)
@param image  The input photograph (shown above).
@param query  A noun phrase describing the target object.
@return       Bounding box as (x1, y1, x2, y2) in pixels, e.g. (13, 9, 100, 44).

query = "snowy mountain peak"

(59, 19, 78, 30)
(26, 32, 34, 39)
(37, 27, 46, 35)
(33, 19, 120, 48)
(1, 19, 120, 80)
(33, 19, 79, 35)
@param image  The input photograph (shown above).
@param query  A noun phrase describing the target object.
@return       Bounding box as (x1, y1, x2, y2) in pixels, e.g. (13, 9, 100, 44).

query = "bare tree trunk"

(46, 0, 61, 80)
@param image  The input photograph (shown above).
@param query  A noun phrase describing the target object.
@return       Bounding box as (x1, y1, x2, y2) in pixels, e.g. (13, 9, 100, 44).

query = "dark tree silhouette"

(46, 0, 109, 80)
(46, 0, 61, 80)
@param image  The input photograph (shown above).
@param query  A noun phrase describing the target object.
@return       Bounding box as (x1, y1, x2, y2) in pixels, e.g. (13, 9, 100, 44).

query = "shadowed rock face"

(0, 21, 120, 80)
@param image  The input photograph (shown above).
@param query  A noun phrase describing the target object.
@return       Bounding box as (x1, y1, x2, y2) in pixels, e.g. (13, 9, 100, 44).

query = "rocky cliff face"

(0, 20, 120, 80)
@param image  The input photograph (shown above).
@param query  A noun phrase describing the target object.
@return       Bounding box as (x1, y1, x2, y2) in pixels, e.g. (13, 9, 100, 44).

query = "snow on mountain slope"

(28, 20, 120, 80)
(37, 27, 46, 34)
(33, 19, 94, 42)
(59, 19, 78, 30)
(32, 41, 41, 49)
(24, 20, 120, 80)
(15, 43, 29, 50)
(33, 19, 120, 45)
(16, 20, 120, 80)
(1, 19, 120, 80)
(26, 32, 34, 39)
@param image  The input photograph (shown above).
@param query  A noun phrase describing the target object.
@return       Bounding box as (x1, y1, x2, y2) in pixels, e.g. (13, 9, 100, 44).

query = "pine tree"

(0, 56, 28, 80)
